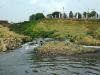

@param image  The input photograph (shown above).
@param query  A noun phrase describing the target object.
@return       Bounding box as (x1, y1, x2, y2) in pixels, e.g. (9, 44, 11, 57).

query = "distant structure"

(47, 7, 68, 19)
(47, 14, 53, 18)
(47, 8, 100, 20)
(0, 20, 10, 27)
(47, 12, 62, 18)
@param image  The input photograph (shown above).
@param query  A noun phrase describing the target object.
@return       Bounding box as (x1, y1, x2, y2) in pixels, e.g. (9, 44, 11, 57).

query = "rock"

(25, 70, 29, 73)
(32, 69, 38, 73)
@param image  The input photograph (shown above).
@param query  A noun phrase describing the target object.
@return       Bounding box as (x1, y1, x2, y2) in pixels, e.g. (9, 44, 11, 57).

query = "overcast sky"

(0, 0, 100, 22)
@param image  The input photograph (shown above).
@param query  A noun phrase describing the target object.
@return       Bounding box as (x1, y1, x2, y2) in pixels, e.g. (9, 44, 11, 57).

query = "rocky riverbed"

(0, 40, 100, 75)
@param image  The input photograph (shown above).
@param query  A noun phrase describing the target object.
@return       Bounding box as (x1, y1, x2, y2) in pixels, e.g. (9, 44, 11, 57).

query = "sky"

(0, 0, 100, 22)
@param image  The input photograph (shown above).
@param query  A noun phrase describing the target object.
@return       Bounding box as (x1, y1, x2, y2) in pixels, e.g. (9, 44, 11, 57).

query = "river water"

(0, 42, 100, 75)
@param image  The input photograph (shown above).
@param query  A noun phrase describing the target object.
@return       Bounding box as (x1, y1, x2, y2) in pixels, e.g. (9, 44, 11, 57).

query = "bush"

(34, 41, 94, 56)
(29, 13, 45, 21)
(92, 28, 100, 39)
(0, 25, 31, 51)
(81, 36, 100, 45)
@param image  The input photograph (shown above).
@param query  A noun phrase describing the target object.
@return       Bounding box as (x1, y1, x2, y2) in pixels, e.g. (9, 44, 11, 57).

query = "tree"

(90, 11, 97, 17)
(35, 13, 45, 20)
(87, 13, 91, 19)
(77, 12, 82, 19)
(75, 13, 78, 18)
(75, 12, 82, 19)
(90, 11, 98, 19)
(29, 13, 45, 21)
(63, 13, 67, 18)
(29, 14, 35, 21)
(83, 12, 87, 19)
(69, 11, 73, 19)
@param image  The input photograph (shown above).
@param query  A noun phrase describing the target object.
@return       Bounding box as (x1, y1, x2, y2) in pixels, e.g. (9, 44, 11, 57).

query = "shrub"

(34, 41, 94, 56)
(0, 25, 31, 51)
(81, 36, 100, 45)
(29, 13, 45, 21)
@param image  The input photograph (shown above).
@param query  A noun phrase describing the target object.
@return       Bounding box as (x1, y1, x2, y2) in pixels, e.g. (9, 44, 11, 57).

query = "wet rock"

(32, 69, 38, 73)
(25, 70, 29, 73)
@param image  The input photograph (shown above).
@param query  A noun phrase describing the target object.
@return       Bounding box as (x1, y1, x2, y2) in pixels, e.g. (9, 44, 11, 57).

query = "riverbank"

(10, 19, 100, 46)
(34, 41, 97, 57)
(0, 25, 31, 52)
(0, 41, 100, 75)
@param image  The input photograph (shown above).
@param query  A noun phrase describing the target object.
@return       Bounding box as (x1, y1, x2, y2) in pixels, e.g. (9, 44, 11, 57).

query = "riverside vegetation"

(10, 18, 100, 56)
(34, 41, 95, 56)
(0, 24, 31, 52)
(11, 19, 100, 46)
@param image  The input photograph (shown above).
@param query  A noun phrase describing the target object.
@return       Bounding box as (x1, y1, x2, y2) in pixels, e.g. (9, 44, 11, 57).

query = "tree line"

(29, 10, 99, 21)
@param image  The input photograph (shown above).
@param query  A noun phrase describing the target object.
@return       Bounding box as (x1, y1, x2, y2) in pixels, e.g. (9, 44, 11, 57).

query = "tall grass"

(10, 19, 100, 45)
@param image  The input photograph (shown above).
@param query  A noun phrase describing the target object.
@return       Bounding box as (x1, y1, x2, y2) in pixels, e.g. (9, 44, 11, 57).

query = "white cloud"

(29, 0, 70, 13)
(0, 0, 100, 22)
(30, 0, 37, 5)
(0, 0, 8, 6)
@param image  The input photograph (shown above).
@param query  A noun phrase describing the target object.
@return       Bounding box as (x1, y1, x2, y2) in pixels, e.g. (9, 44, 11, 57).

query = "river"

(0, 42, 100, 75)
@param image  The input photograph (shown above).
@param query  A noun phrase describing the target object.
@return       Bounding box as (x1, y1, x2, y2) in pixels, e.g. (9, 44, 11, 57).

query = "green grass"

(35, 20, 87, 38)
(10, 21, 37, 37)
(10, 19, 100, 45)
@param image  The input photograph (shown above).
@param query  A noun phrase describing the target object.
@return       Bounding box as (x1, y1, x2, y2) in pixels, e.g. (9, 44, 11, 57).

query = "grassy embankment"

(0, 25, 31, 52)
(10, 19, 100, 56)
(10, 19, 100, 46)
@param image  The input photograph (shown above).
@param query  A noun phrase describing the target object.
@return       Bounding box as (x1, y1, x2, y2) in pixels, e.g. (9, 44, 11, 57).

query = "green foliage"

(10, 21, 36, 37)
(29, 13, 45, 21)
(65, 32, 84, 43)
(92, 28, 100, 39)
(10, 20, 56, 38)
(86, 11, 98, 19)
(87, 13, 91, 18)
(83, 12, 87, 18)
(69, 11, 73, 18)
(75, 12, 82, 19)
(78, 12, 82, 19)
(10, 19, 100, 45)
(90, 11, 97, 17)
(29, 14, 35, 21)
(35, 30, 55, 38)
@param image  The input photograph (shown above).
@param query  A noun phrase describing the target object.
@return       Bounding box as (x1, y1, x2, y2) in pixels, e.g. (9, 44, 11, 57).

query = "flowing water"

(0, 42, 100, 75)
